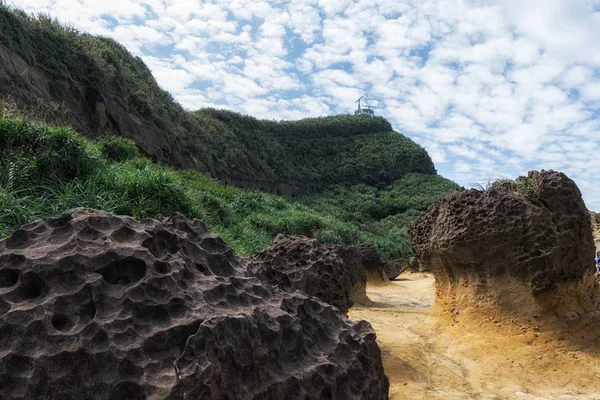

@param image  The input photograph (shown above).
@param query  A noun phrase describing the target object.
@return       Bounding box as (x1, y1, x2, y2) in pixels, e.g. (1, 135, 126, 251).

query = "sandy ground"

(349, 273, 600, 400)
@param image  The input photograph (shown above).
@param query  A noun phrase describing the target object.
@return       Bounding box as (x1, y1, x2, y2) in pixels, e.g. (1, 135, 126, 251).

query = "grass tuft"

(97, 135, 138, 162)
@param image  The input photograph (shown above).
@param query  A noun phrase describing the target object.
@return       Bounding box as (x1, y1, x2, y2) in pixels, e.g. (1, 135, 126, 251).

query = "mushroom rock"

(357, 242, 411, 281)
(0, 209, 389, 399)
(357, 242, 390, 282)
(408, 170, 599, 323)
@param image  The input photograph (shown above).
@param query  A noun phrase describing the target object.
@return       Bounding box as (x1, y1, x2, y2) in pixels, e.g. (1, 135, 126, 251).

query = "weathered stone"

(357, 242, 412, 281)
(0, 209, 389, 400)
(247, 234, 368, 314)
(358, 242, 388, 281)
(384, 260, 407, 280)
(408, 170, 598, 319)
(408, 256, 421, 272)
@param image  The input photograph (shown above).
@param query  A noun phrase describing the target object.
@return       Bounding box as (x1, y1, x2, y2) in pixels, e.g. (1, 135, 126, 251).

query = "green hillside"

(0, 4, 459, 259)
(0, 115, 456, 258)
(0, 5, 434, 192)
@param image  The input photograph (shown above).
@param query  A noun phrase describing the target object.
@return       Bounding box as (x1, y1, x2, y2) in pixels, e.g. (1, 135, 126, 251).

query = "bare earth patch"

(349, 272, 600, 400)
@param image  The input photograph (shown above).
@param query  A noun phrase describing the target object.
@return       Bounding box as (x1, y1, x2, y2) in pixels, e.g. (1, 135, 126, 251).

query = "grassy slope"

(0, 5, 459, 258)
(0, 115, 458, 258)
(0, 5, 435, 191)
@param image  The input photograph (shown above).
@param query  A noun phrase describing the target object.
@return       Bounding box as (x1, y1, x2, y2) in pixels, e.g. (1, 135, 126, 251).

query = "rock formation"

(357, 242, 389, 281)
(407, 256, 421, 272)
(247, 234, 368, 313)
(408, 170, 599, 321)
(357, 242, 411, 281)
(0, 209, 389, 399)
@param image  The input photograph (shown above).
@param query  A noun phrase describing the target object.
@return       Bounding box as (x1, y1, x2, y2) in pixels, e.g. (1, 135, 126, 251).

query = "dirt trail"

(349, 273, 600, 400)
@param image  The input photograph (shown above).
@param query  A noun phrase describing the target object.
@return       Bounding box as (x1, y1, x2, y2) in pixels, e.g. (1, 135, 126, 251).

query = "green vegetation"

(489, 176, 539, 196)
(0, 4, 435, 191)
(0, 115, 457, 257)
(0, 4, 459, 259)
(300, 175, 459, 258)
(97, 134, 139, 162)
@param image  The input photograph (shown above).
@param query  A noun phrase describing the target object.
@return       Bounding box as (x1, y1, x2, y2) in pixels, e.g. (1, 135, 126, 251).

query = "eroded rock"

(357, 242, 410, 281)
(358, 242, 389, 281)
(0, 209, 389, 399)
(408, 170, 598, 320)
(247, 234, 368, 313)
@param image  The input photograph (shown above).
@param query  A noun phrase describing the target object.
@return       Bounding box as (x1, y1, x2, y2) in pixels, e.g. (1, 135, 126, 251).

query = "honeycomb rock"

(357, 242, 389, 281)
(247, 235, 368, 314)
(0, 209, 389, 400)
(357, 242, 410, 281)
(408, 170, 597, 318)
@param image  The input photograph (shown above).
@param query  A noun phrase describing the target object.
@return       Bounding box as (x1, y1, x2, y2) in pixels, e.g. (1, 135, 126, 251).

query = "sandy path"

(349, 273, 600, 400)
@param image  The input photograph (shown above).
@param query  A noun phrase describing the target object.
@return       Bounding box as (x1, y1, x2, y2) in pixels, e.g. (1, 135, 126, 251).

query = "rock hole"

(194, 263, 211, 275)
(81, 298, 97, 324)
(153, 261, 170, 275)
(0, 254, 26, 268)
(78, 225, 103, 241)
(206, 254, 235, 277)
(2, 354, 34, 377)
(111, 226, 137, 243)
(46, 213, 73, 228)
(0, 298, 10, 317)
(200, 236, 229, 254)
(176, 320, 202, 352)
(168, 297, 187, 318)
(52, 313, 74, 332)
(6, 272, 46, 303)
(88, 216, 113, 231)
(110, 381, 146, 400)
(21, 278, 43, 299)
(134, 305, 169, 324)
(182, 268, 194, 281)
(0, 268, 20, 288)
(5, 229, 34, 249)
(117, 359, 143, 379)
(96, 257, 147, 285)
(142, 230, 179, 259)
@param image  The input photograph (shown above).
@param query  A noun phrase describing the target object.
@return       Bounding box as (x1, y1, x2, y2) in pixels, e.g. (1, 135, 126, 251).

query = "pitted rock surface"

(358, 242, 388, 281)
(408, 170, 595, 294)
(0, 209, 389, 400)
(247, 235, 367, 314)
(357, 242, 408, 281)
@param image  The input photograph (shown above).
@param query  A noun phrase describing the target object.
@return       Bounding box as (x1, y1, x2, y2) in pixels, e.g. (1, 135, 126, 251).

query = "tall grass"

(0, 2, 457, 258)
(0, 115, 458, 258)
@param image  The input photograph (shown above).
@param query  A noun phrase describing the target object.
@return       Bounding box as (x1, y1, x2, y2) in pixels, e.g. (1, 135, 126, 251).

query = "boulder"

(357, 242, 411, 281)
(358, 242, 389, 281)
(384, 260, 407, 280)
(0, 209, 389, 400)
(408, 170, 598, 320)
(408, 256, 421, 272)
(247, 235, 368, 314)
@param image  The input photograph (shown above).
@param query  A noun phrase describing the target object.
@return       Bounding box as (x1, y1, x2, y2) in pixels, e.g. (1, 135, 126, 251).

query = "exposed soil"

(349, 273, 600, 400)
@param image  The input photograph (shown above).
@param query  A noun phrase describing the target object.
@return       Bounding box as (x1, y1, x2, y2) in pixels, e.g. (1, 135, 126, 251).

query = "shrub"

(0, 117, 102, 184)
(97, 134, 138, 162)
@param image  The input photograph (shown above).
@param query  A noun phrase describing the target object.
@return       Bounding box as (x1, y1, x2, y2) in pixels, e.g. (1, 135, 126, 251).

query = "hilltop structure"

(354, 96, 375, 117)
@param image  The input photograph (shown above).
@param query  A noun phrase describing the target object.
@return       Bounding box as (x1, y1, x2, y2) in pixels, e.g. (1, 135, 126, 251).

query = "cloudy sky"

(9, 0, 600, 209)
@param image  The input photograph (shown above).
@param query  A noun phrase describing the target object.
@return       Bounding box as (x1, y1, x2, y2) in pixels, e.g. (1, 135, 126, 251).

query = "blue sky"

(10, 0, 600, 209)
